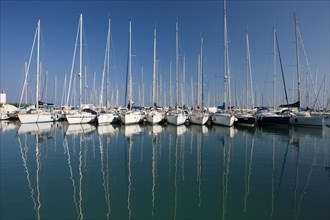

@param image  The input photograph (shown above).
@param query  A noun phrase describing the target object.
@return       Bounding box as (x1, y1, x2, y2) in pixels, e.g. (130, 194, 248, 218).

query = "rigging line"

(312, 74, 326, 109)
(298, 26, 319, 107)
(275, 32, 289, 106)
(19, 27, 38, 107)
(66, 17, 80, 106)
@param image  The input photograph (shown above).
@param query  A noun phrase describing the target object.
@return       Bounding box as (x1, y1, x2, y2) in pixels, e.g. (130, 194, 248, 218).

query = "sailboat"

(97, 18, 119, 124)
(256, 27, 292, 126)
(235, 31, 256, 127)
(146, 25, 164, 124)
(120, 20, 143, 125)
(65, 14, 97, 124)
(289, 12, 323, 127)
(212, 0, 236, 127)
(18, 20, 59, 124)
(189, 35, 209, 125)
(166, 20, 187, 126)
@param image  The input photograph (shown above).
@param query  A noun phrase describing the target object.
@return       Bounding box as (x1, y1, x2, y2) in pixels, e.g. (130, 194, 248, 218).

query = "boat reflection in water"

(166, 124, 187, 136)
(97, 124, 118, 136)
(0, 120, 19, 133)
(122, 124, 142, 137)
(146, 124, 163, 136)
(18, 122, 61, 134)
(65, 123, 96, 136)
(2, 121, 328, 220)
(16, 122, 61, 220)
(211, 124, 237, 139)
(188, 124, 209, 134)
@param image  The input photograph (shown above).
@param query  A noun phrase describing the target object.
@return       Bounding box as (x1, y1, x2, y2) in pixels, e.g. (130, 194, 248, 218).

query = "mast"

(141, 67, 144, 107)
(273, 26, 276, 110)
(246, 31, 249, 110)
(25, 61, 28, 104)
(175, 19, 179, 106)
(128, 20, 132, 104)
(191, 77, 194, 107)
(152, 25, 157, 107)
(106, 18, 111, 108)
(36, 19, 40, 109)
(197, 54, 201, 107)
(124, 20, 133, 107)
(200, 35, 204, 110)
(84, 65, 87, 104)
(182, 55, 186, 108)
(163, 81, 166, 107)
(225, 0, 232, 111)
(54, 76, 57, 105)
(169, 62, 172, 107)
(246, 31, 254, 110)
(160, 73, 162, 107)
(79, 13, 83, 109)
(223, 0, 228, 110)
(294, 12, 301, 107)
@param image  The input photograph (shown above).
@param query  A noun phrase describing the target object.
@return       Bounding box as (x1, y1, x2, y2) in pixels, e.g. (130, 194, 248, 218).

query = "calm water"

(1, 120, 329, 220)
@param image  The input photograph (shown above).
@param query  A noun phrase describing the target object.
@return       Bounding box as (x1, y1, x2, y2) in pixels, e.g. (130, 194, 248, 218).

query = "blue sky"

(1, 0, 329, 108)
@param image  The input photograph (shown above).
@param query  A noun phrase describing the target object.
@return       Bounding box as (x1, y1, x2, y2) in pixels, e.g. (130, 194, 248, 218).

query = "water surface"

(1, 120, 329, 220)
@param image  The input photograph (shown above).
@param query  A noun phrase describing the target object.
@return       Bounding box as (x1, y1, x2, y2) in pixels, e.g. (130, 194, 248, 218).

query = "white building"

(0, 91, 6, 105)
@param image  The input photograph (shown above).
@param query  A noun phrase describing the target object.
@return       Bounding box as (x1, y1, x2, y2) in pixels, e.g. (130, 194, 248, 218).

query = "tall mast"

(54, 76, 57, 105)
(36, 19, 40, 109)
(79, 13, 83, 108)
(273, 26, 276, 110)
(25, 61, 28, 104)
(182, 55, 186, 107)
(160, 72, 162, 106)
(175, 19, 179, 106)
(223, 0, 227, 110)
(245, 31, 249, 110)
(201, 35, 204, 110)
(246, 31, 254, 110)
(128, 20, 132, 103)
(294, 12, 301, 107)
(191, 77, 194, 107)
(169, 62, 172, 107)
(152, 25, 157, 106)
(197, 54, 201, 107)
(141, 67, 144, 107)
(106, 17, 111, 108)
(84, 65, 87, 104)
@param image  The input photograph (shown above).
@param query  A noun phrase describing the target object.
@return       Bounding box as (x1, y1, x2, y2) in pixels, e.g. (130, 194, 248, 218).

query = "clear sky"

(1, 0, 329, 108)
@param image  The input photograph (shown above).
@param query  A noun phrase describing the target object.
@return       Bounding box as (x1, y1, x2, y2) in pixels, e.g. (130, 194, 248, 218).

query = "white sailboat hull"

(18, 112, 58, 124)
(121, 112, 142, 125)
(97, 113, 117, 124)
(189, 112, 209, 125)
(167, 113, 187, 126)
(146, 111, 163, 124)
(213, 113, 235, 127)
(66, 113, 96, 124)
(290, 115, 323, 127)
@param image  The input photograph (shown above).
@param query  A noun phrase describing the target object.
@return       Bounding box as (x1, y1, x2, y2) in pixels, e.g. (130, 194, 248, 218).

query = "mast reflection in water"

(1, 122, 329, 220)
